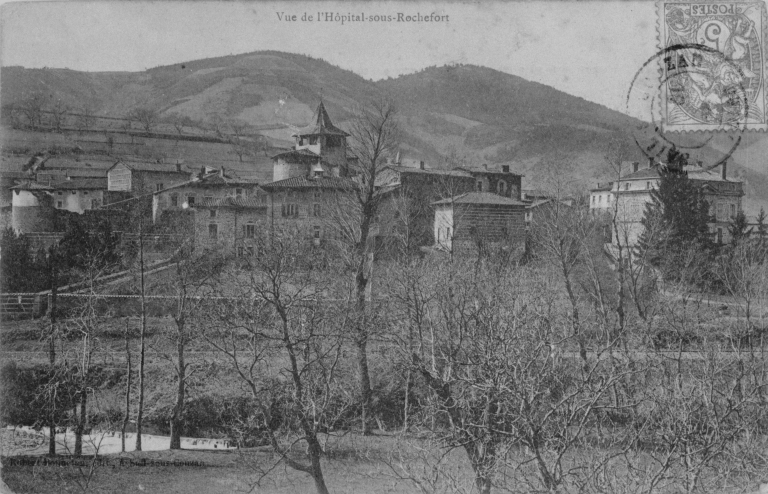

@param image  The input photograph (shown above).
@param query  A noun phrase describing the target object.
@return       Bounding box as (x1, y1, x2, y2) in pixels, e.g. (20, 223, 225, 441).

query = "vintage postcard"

(1, 1, 768, 494)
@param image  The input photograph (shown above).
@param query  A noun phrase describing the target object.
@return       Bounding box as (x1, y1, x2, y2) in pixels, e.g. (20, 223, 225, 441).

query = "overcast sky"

(0, 1, 658, 114)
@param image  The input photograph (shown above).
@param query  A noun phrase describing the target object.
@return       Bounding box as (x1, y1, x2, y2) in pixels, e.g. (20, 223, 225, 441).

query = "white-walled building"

(589, 160, 744, 246)
(51, 178, 107, 214)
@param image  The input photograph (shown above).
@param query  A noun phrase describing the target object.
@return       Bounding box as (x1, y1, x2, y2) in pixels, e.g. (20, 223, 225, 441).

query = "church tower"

(271, 102, 355, 182)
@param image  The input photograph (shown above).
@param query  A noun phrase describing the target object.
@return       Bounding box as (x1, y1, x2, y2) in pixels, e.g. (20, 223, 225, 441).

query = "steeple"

(295, 102, 350, 137)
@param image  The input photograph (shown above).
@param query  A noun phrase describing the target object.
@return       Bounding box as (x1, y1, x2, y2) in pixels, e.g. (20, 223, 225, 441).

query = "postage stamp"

(657, 0, 768, 131)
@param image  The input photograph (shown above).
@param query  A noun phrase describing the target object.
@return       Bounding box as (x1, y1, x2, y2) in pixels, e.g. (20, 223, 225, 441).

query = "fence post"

(33, 294, 43, 317)
(46, 293, 52, 318)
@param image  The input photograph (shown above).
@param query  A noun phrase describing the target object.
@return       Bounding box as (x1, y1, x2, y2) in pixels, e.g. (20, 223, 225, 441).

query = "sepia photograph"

(0, 0, 767, 492)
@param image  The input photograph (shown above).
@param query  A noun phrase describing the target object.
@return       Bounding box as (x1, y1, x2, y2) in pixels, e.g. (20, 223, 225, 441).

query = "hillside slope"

(2, 51, 766, 215)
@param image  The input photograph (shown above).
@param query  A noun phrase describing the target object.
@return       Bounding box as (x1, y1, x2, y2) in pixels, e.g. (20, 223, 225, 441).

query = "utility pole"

(47, 247, 57, 456)
(135, 217, 147, 451)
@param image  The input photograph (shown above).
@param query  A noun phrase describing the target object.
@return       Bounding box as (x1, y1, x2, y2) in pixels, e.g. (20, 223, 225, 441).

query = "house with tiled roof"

(151, 167, 264, 223)
(107, 160, 193, 195)
(432, 192, 527, 253)
(50, 177, 108, 214)
(590, 158, 745, 246)
(192, 196, 269, 254)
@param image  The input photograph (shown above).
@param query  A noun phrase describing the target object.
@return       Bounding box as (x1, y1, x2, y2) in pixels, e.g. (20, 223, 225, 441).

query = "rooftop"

(51, 178, 108, 190)
(271, 148, 322, 162)
(294, 102, 350, 137)
(110, 161, 192, 174)
(260, 175, 357, 190)
(195, 197, 267, 209)
(10, 180, 53, 191)
(384, 165, 473, 178)
(620, 163, 740, 183)
(455, 165, 523, 176)
(432, 192, 528, 206)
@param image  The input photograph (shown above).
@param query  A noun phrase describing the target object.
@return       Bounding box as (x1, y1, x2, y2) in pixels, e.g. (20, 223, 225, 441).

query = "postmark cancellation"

(657, 0, 768, 131)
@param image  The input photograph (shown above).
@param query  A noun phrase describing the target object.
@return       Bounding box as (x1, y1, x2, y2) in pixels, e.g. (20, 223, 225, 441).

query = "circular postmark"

(626, 43, 748, 164)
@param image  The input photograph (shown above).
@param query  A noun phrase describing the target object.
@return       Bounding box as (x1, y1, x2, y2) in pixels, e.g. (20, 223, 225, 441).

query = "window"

(237, 246, 244, 257)
(156, 183, 164, 192)
(57, 192, 63, 196)
(282, 203, 298, 217)
(313, 203, 321, 217)
(624, 183, 630, 191)
(313, 190, 322, 200)
(476, 181, 483, 192)
(313, 225, 321, 239)
(717, 227, 723, 244)
(497, 181, 507, 196)
(592, 196, 595, 204)
(246, 245, 254, 256)
(599, 195, 602, 204)
(187, 195, 196, 207)
(210, 209, 217, 218)
(235, 188, 244, 198)
(56, 201, 63, 208)
(208, 223, 218, 240)
(447, 227, 451, 238)
(243, 223, 255, 239)
(71, 191, 76, 195)
(716, 203, 724, 220)
(730, 204, 736, 219)
(309, 136, 318, 145)
(204, 195, 213, 201)
(170, 194, 178, 207)
(83, 191, 89, 195)
(646, 182, 651, 189)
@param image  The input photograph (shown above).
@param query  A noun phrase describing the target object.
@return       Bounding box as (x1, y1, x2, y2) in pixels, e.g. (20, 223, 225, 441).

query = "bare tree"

(203, 233, 349, 494)
(76, 104, 97, 134)
(49, 100, 69, 133)
(127, 108, 159, 134)
(323, 97, 400, 434)
(21, 92, 47, 129)
(151, 245, 224, 449)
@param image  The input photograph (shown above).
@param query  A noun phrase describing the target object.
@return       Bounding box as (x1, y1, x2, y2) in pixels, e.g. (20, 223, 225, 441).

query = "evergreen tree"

(756, 207, 767, 239)
(0, 228, 47, 292)
(636, 148, 714, 282)
(728, 210, 752, 245)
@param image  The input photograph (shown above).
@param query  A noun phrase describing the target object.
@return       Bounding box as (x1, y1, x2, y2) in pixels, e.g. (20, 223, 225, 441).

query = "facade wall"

(107, 166, 132, 191)
(434, 204, 526, 251)
(193, 207, 268, 252)
(153, 184, 264, 222)
(11, 190, 54, 233)
(134, 171, 189, 195)
(56, 190, 105, 214)
(265, 188, 338, 244)
(273, 159, 309, 182)
(472, 173, 523, 200)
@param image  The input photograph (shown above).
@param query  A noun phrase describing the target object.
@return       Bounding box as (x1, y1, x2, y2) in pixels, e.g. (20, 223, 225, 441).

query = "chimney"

(721, 160, 727, 180)
(502, 165, 509, 173)
(633, 162, 639, 173)
(419, 161, 425, 170)
(219, 166, 225, 178)
(697, 160, 703, 168)
(176, 162, 182, 172)
(483, 163, 488, 170)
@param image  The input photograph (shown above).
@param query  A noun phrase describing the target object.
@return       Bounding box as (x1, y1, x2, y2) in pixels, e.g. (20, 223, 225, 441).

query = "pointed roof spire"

(294, 102, 350, 137)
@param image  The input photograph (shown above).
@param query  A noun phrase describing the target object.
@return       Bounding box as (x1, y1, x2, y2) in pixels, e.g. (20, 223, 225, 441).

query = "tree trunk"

(136, 222, 146, 451)
(355, 252, 374, 435)
(170, 334, 185, 450)
(122, 318, 132, 453)
(357, 337, 372, 435)
(307, 437, 330, 494)
(475, 476, 492, 494)
(74, 389, 86, 456)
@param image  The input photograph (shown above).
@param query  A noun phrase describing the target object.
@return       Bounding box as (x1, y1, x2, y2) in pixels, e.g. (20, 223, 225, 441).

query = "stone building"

(259, 175, 356, 246)
(432, 192, 527, 253)
(107, 161, 192, 195)
(589, 159, 745, 246)
(193, 197, 269, 254)
(50, 178, 107, 214)
(152, 167, 263, 223)
(375, 161, 524, 248)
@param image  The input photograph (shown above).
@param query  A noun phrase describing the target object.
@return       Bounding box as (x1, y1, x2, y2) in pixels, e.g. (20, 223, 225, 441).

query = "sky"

(0, 1, 659, 114)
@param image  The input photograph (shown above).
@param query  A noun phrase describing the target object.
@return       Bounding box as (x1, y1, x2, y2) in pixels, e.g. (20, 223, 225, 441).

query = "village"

(2, 101, 751, 265)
